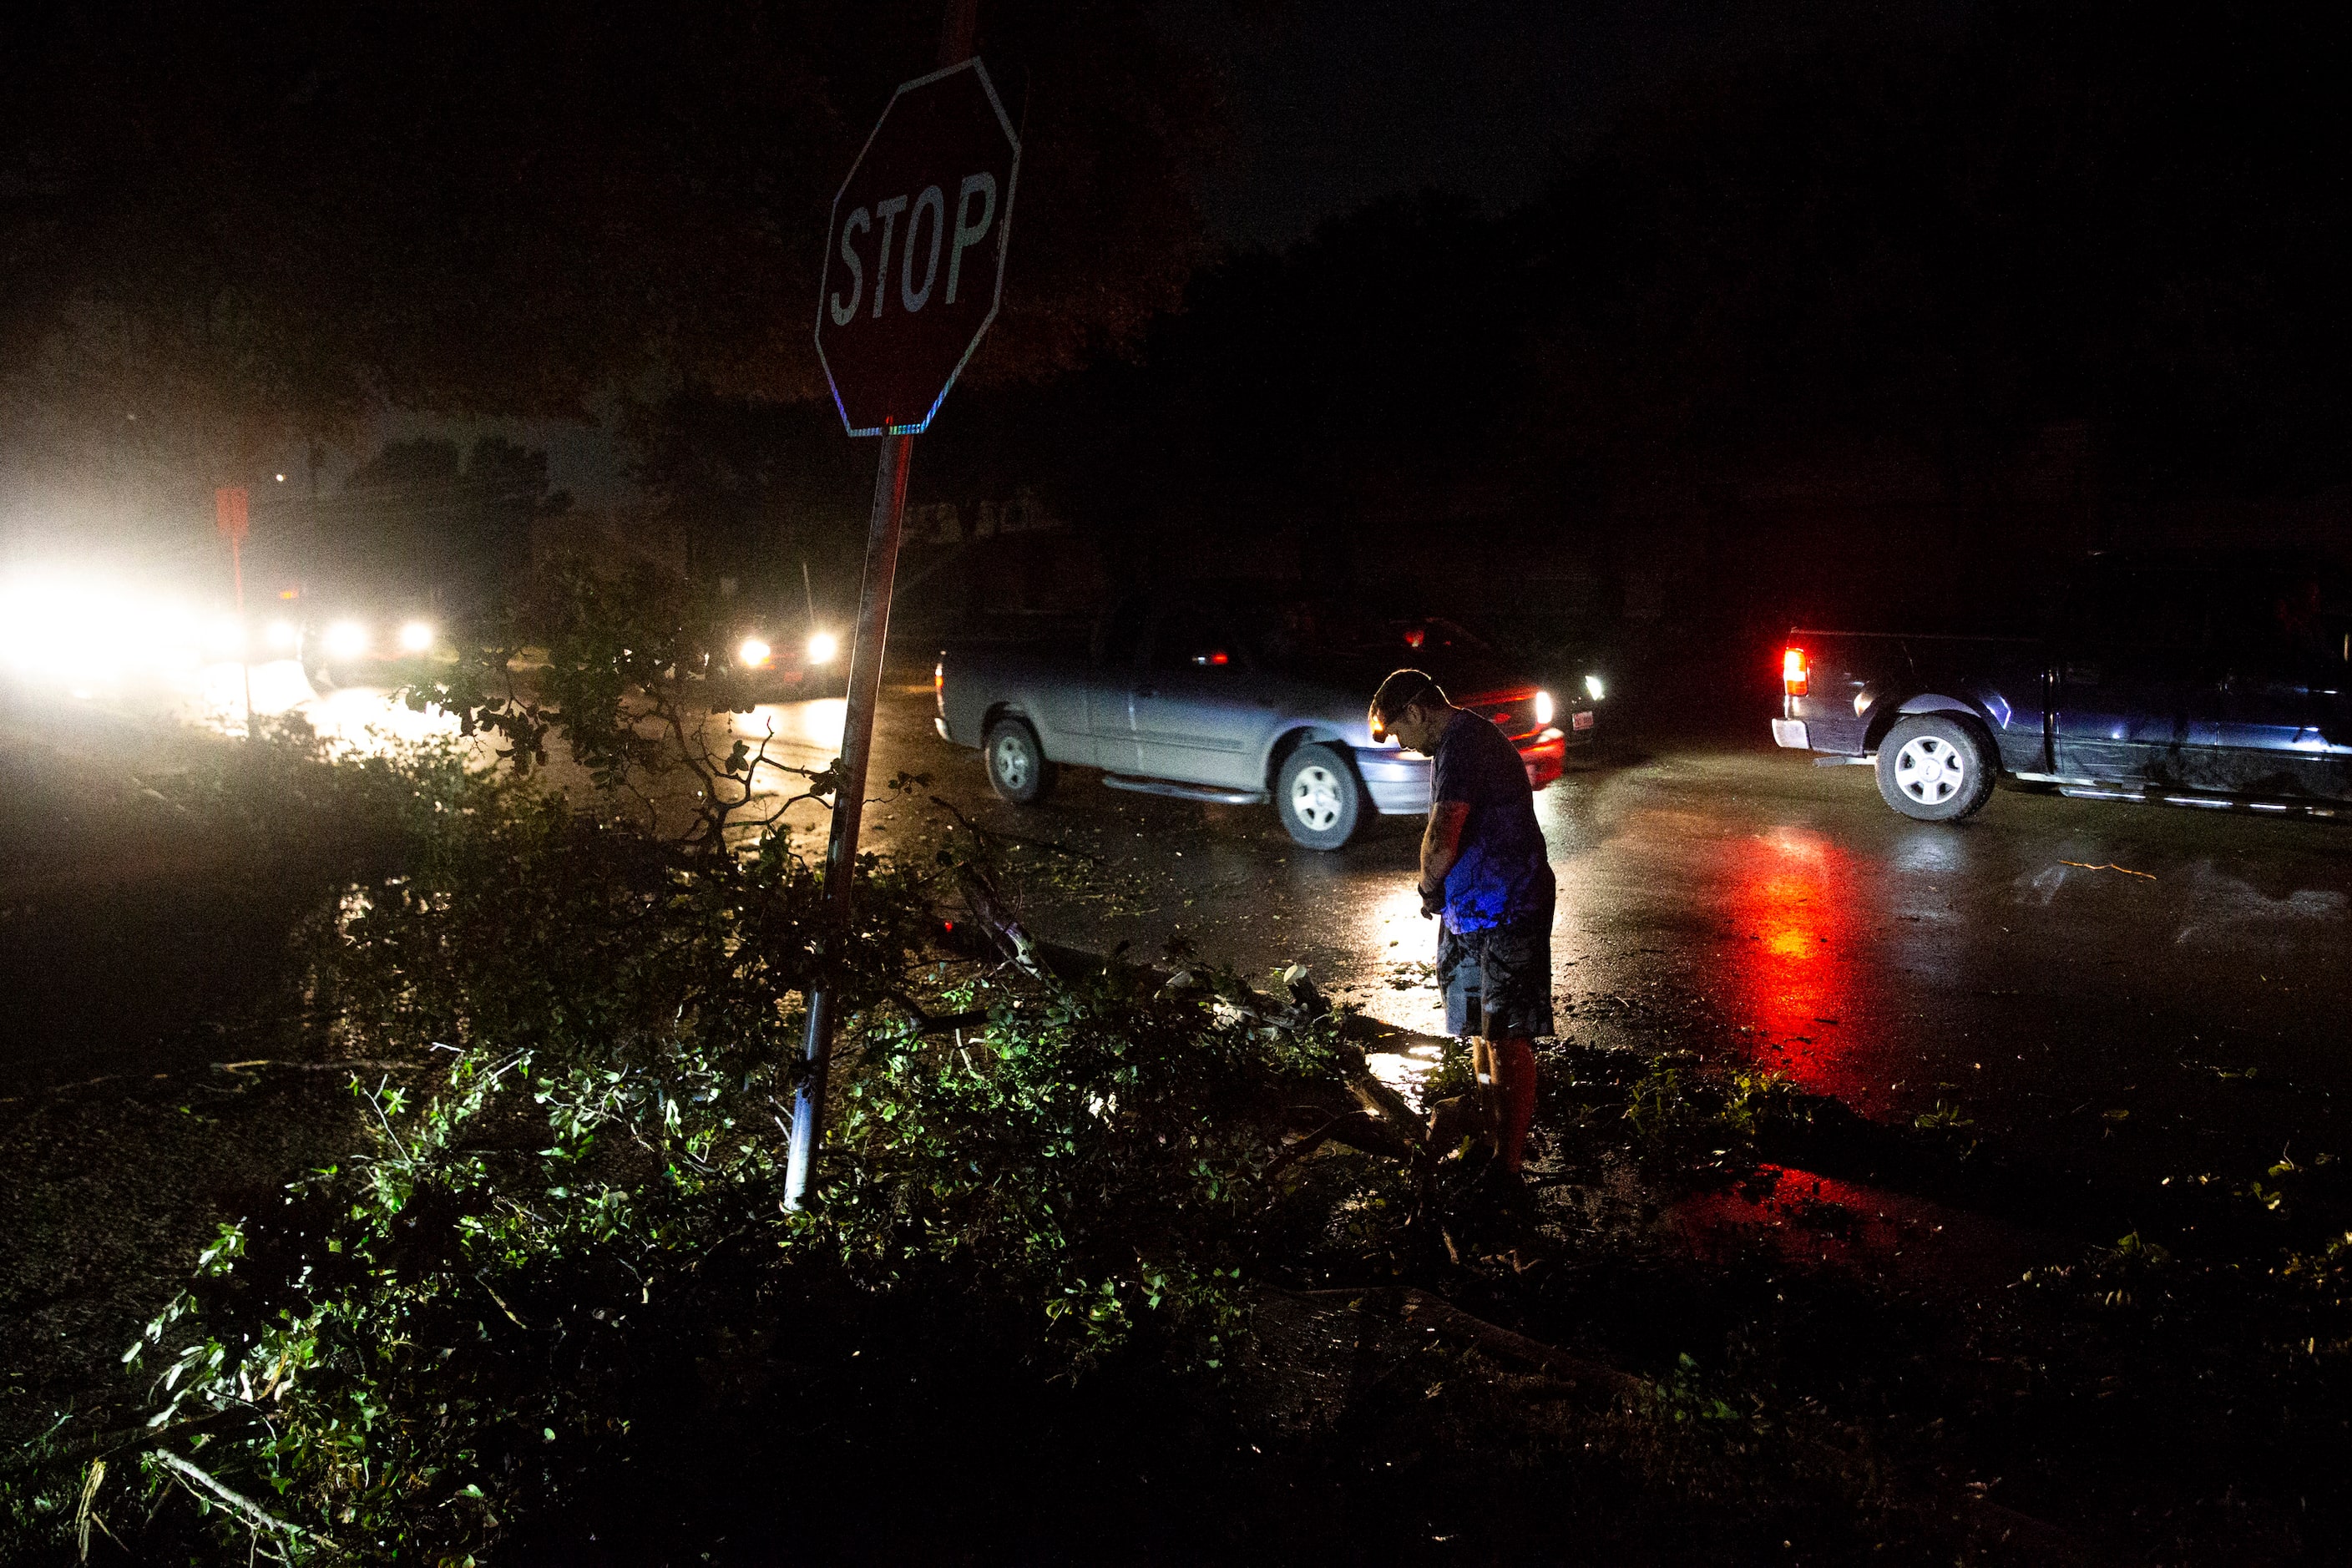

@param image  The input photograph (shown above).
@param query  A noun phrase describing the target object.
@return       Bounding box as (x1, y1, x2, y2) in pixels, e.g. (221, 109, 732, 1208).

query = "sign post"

(785, 12, 1018, 1211)
(215, 485, 254, 737)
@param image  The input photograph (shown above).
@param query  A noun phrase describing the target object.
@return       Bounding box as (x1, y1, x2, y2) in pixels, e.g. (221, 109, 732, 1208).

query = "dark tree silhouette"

(0, 2, 1217, 477)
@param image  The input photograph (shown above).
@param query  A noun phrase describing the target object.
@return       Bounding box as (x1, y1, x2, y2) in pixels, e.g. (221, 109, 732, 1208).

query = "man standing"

(1370, 669, 1555, 1176)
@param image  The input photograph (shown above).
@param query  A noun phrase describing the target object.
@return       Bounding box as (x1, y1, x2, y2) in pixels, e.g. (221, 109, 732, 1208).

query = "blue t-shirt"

(1433, 708, 1555, 933)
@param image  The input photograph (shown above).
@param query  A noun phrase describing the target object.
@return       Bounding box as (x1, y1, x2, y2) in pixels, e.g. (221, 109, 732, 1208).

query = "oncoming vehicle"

(1775, 550, 2352, 821)
(935, 587, 1606, 848)
(729, 621, 846, 701)
(300, 602, 455, 690)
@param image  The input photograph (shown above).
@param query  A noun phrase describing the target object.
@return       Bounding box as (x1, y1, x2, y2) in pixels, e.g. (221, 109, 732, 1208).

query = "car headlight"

(1533, 690, 1554, 726)
(807, 630, 839, 665)
(324, 620, 368, 659)
(738, 636, 772, 668)
(397, 620, 435, 653)
(1584, 674, 1606, 702)
(266, 620, 299, 653)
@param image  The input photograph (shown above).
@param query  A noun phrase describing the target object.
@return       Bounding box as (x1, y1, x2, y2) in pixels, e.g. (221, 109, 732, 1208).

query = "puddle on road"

(731, 698, 847, 756)
(1668, 1163, 2046, 1297)
(1364, 1040, 1444, 1107)
(1717, 827, 1879, 1105)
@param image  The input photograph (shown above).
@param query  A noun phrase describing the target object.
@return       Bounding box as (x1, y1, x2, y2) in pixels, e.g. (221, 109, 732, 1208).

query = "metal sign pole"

(231, 533, 253, 738)
(782, 0, 983, 1211)
(216, 486, 255, 738)
(784, 431, 913, 1209)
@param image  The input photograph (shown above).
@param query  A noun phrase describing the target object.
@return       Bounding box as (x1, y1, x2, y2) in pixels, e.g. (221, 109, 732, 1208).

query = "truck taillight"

(1783, 646, 1808, 697)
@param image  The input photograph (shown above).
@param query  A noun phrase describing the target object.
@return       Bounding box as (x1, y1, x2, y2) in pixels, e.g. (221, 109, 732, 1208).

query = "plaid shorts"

(1438, 903, 1555, 1040)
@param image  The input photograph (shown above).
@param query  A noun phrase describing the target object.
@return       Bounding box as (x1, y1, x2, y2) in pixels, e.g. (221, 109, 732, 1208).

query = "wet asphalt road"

(10, 672, 2350, 1195)
(804, 685, 2352, 1191)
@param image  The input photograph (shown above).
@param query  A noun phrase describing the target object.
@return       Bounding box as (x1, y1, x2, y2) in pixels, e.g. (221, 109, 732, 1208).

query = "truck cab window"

(1099, 600, 1150, 669)
(2067, 567, 2207, 650)
(1151, 608, 1235, 671)
(2213, 572, 2348, 672)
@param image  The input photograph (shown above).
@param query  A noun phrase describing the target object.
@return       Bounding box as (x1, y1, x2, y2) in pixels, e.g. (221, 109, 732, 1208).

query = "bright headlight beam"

(266, 620, 299, 652)
(807, 631, 839, 665)
(397, 620, 435, 653)
(324, 620, 368, 659)
(738, 636, 772, 668)
(1584, 674, 1606, 702)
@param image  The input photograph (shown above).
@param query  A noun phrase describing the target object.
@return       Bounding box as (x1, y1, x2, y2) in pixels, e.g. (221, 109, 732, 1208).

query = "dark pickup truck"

(935, 587, 1605, 848)
(1774, 550, 2352, 821)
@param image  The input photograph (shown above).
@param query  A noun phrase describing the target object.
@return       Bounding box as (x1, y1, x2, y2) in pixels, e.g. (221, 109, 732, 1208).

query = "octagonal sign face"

(815, 58, 1019, 438)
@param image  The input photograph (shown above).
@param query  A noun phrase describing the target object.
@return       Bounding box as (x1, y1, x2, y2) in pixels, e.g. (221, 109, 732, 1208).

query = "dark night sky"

(386, 2, 1990, 506)
(519, 0, 1990, 503)
(1150, 0, 1973, 249)
(277, 3, 1990, 508)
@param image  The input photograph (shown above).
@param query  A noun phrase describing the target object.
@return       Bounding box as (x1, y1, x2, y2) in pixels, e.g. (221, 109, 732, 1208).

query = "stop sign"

(815, 59, 1020, 438)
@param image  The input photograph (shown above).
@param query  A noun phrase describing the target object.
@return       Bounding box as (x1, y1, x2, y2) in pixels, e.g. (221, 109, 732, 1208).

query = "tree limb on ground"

(1287, 1287, 1646, 1404)
(947, 863, 1431, 1155)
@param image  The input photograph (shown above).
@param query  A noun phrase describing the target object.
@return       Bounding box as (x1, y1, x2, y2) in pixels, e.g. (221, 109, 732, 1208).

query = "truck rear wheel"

(1276, 744, 1363, 850)
(1874, 715, 1995, 822)
(984, 718, 1057, 804)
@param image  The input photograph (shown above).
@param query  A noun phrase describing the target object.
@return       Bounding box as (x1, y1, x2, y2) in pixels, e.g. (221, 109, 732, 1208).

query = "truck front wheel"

(1874, 715, 1995, 822)
(1276, 744, 1364, 849)
(984, 718, 1058, 805)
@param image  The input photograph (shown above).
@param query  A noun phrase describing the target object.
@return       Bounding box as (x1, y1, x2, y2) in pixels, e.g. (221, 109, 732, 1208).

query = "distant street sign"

(814, 58, 1019, 437)
(214, 486, 250, 545)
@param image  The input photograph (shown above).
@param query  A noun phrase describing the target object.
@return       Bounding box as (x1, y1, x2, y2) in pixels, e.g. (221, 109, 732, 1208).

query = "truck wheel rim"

(993, 735, 1032, 789)
(1291, 764, 1343, 830)
(1894, 735, 1963, 805)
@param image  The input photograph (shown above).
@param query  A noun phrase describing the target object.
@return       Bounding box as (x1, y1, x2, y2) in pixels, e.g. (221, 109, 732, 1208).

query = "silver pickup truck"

(933, 588, 1600, 848)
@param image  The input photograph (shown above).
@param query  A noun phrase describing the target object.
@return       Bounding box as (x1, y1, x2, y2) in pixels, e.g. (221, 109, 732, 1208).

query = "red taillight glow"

(1783, 646, 1808, 697)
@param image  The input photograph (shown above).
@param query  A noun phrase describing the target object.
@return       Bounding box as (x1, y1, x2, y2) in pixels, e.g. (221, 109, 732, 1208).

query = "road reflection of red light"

(1671, 1166, 2038, 1294)
(1722, 829, 1866, 1100)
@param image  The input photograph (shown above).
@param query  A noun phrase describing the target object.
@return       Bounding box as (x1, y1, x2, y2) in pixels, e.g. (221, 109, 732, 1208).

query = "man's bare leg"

(1471, 1037, 1504, 1157)
(1492, 1037, 1538, 1173)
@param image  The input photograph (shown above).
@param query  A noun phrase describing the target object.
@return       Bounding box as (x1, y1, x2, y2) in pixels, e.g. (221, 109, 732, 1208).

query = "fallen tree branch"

(1345, 1070, 1429, 1153)
(1265, 1109, 1415, 1178)
(883, 991, 990, 1036)
(213, 1059, 427, 1075)
(1397, 1290, 1648, 1402)
(1286, 1287, 1646, 1404)
(953, 866, 1050, 980)
(948, 865, 1434, 1157)
(0, 1409, 266, 1482)
(152, 1449, 333, 1549)
(928, 794, 1104, 862)
(0, 1059, 428, 1105)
